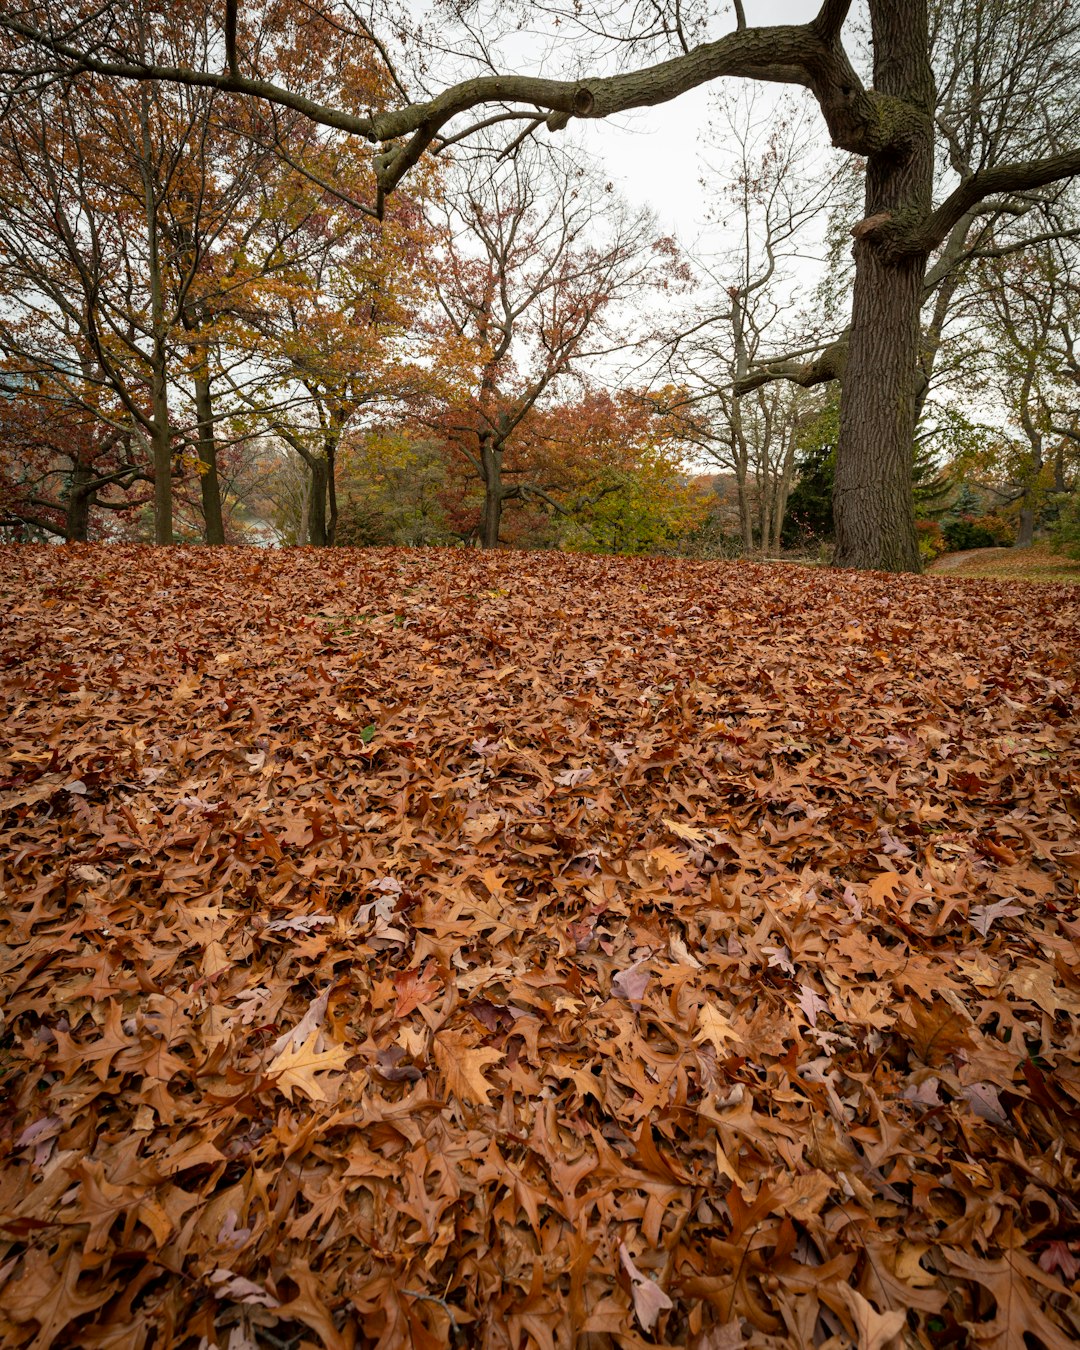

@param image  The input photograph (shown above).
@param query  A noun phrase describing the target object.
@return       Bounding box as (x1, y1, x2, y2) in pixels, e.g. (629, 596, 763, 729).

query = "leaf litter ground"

(1, 545, 1079, 1350)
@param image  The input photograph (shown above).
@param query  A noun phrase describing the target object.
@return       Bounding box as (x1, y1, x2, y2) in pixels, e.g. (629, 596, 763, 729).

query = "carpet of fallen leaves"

(1, 545, 1080, 1350)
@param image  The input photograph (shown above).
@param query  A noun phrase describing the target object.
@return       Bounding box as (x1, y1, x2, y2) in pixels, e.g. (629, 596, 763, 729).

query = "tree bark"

(326, 435, 339, 547)
(298, 470, 311, 546)
(149, 343, 173, 545)
(480, 437, 504, 548)
(832, 0, 932, 573)
(770, 419, 798, 555)
(308, 455, 329, 547)
(1015, 505, 1036, 548)
(193, 357, 225, 545)
(65, 461, 93, 542)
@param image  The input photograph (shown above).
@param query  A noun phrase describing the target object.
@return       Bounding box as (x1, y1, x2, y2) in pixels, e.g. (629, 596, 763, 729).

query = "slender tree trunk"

(1014, 373, 1044, 549)
(298, 471, 311, 546)
(729, 301, 757, 557)
(65, 461, 93, 543)
(193, 348, 225, 546)
(140, 89, 172, 546)
(733, 462, 754, 554)
(149, 343, 173, 544)
(480, 438, 504, 548)
(833, 0, 933, 574)
(326, 436, 339, 547)
(308, 456, 329, 547)
(771, 425, 798, 556)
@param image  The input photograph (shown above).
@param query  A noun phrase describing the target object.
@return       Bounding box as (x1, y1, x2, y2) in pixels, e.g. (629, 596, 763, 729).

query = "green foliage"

(942, 513, 1015, 551)
(336, 433, 453, 547)
(559, 453, 708, 556)
(912, 449, 954, 515)
(781, 393, 839, 547)
(782, 441, 835, 546)
(782, 384, 952, 547)
(1052, 493, 1080, 559)
(918, 407, 998, 472)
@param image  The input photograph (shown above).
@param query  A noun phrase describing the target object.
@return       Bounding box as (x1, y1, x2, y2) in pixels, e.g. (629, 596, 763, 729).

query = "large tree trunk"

(480, 438, 503, 548)
(833, 0, 933, 574)
(65, 461, 93, 543)
(1015, 505, 1036, 548)
(193, 354, 225, 546)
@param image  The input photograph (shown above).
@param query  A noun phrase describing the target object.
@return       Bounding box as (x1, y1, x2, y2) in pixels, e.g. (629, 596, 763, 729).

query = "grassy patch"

(930, 541, 1080, 582)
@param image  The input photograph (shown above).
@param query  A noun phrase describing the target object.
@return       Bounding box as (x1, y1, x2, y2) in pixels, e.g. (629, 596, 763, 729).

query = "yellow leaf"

(663, 816, 709, 844)
(269, 1032, 351, 1102)
(695, 1002, 745, 1054)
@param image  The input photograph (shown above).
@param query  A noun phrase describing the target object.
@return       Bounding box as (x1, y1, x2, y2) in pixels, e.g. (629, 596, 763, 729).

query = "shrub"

(1052, 493, 1080, 559)
(916, 518, 947, 562)
(942, 514, 1004, 551)
(970, 512, 1015, 545)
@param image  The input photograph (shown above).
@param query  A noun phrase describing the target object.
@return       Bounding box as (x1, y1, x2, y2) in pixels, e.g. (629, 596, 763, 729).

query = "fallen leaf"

(833, 1284, 906, 1349)
(434, 1030, 503, 1104)
(612, 959, 651, 1007)
(269, 1031, 351, 1102)
(619, 1241, 673, 1332)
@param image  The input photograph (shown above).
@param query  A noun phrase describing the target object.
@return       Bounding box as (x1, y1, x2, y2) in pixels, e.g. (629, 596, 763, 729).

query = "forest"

(1, 2, 1080, 1349)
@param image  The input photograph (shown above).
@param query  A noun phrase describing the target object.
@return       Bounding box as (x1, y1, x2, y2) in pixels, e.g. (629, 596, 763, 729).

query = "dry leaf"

(618, 1242, 673, 1332)
(433, 1030, 503, 1103)
(3, 543, 1079, 1349)
(833, 1285, 906, 1349)
(269, 1031, 351, 1102)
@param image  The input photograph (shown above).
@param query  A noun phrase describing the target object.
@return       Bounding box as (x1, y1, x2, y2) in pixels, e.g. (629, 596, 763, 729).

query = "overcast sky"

(571, 2, 835, 241)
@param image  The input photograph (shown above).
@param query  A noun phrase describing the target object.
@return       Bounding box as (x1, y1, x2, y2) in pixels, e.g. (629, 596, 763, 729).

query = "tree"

(0, 67, 256, 545)
(6, 0, 1080, 569)
(543, 390, 709, 555)
(972, 233, 1080, 545)
(668, 88, 846, 556)
(0, 372, 149, 540)
(425, 141, 676, 547)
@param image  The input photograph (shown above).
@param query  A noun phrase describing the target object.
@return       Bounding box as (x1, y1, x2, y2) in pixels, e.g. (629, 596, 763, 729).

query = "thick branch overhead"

(0, 7, 892, 205)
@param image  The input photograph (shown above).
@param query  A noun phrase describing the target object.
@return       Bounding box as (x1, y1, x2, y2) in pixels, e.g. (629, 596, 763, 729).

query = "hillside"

(1, 546, 1079, 1349)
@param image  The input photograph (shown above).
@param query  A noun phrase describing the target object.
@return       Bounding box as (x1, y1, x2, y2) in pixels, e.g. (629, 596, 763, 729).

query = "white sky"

(573, 1, 833, 242)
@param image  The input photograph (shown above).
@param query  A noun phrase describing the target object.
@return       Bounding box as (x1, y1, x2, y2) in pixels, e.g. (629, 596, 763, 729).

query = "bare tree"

(667, 88, 845, 554)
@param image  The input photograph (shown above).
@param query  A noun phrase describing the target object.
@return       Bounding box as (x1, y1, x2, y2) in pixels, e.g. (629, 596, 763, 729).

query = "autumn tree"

(537, 389, 708, 555)
(0, 374, 149, 541)
(968, 230, 1080, 545)
(228, 141, 435, 547)
(333, 431, 452, 547)
(0, 66, 262, 545)
(425, 141, 677, 547)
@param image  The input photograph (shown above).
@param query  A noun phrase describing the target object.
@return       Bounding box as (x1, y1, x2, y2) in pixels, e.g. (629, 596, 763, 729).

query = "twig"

(402, 1289, 459, 1331)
